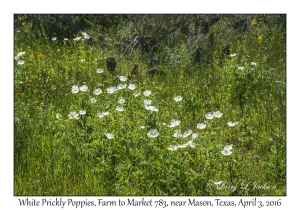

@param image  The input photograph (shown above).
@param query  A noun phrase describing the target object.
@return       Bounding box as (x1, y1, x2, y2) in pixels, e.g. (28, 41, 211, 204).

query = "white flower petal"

(107, 86, 118, 94)
(197, 123, 206, 129)
(221, 149, 232, 156)
(116, 106, 124, 112)
(224, 145, 233, 150)
(117, 84, 127, 90)
(128, 84, 136, 90)
(213, 111, 223, 118)
(80, 85, 88, 92)
(79, 110, 86, 115)
(205, 112, 214, 119)
(71, 85, 79, 94)
(143, 90, 152, 97)
(96, 68, 104, 73)
(168, 145, 179, 151)
(147, 129, 159, 138)
(174, 96, 183, 102)
(106, 133, 114, 139)
(119, 76, 127, 82)
(93, 88, 102, 95)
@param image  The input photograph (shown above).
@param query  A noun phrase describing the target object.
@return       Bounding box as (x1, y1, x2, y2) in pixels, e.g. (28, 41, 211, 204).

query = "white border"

(1, 1, 298, 209)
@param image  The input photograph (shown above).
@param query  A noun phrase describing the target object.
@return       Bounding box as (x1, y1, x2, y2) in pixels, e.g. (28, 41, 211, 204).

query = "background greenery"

(14, 14, 286, 196)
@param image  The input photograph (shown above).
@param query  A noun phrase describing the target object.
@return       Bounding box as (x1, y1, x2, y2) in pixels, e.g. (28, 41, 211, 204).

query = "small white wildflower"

(119, 76, 127, 82)
(98, 113, 105, 118)
(18, 52, 25, 56)
(90, 98, 97, 103)
(79, 110, 86, 115)
(187, 140, 196, 148)
(144, 100, 152, 106)
(145, 105, 158, 112)
(178, 144, 188, 149)
(56, 113, 62, 120)
(143, 90, 152, 97)
(147, 129, 159, 138)
(205, 112, 214, 120)
(167, 119, 181, 128)
(15, 52, 25, 60)
(228, 121, 238, 127)
(117, 84, 127, 90)
(168, 145, 179, 151)
(107, 86, 118, 94)
(68, 112, 79, 120)
(17, 60, 25, 65)
(98, 112, 109, 118)
(140, 126, 145, 130)
(224, 145, 233, 151)
(128, 84, 136, 90)
(213, 111, 223, 118)
(238, 66, 244, 70)
(81, 31, 90, 39)
(221, 149, 232, 156)
(106, 133, 114, 139)
(93, 88, 102, 95)
(118, 98, 125, 104)
(73, 36, 81, 41)
(96, 68, 104, 73)
(174, 96, 183, 102)
(197, 123, 206, 129)
(191, 133, 198, 140)
(182, 130, 193, 138)
(133, 92, 141, 97)
(80, 85, 88, 92)
(173, 130, 182, 138)
(116, 106, 124, 112)
(71, 85, 79, 94)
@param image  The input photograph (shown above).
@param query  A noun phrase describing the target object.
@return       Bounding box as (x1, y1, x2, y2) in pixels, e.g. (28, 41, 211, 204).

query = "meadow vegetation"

(14, 14, 286, 196)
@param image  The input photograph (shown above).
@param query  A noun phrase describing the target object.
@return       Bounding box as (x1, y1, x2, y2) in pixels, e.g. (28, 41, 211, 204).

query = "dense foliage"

(14, 14, 286, 196)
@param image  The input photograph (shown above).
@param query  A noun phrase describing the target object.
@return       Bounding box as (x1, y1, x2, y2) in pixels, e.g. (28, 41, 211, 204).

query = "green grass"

(14, 15, 286, 196)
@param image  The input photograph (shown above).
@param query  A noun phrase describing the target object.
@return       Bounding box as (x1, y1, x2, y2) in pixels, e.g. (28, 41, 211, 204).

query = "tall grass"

(14, 15, 286, 196)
